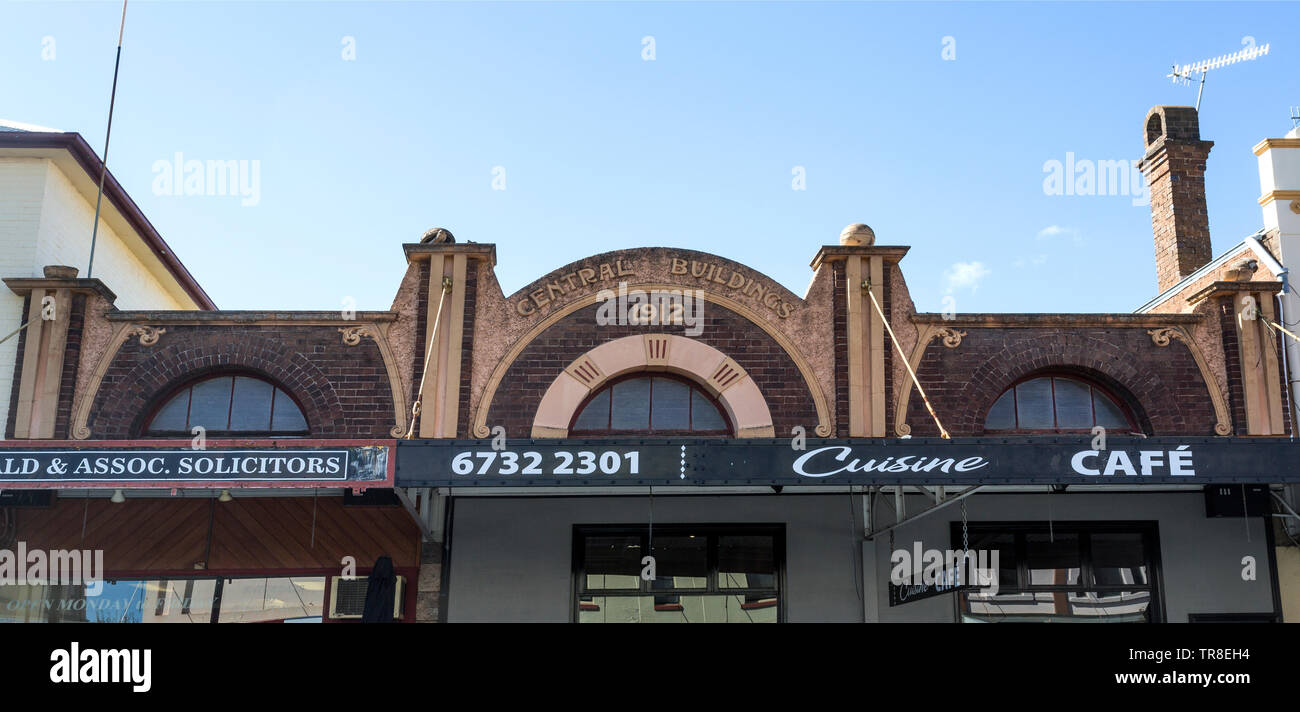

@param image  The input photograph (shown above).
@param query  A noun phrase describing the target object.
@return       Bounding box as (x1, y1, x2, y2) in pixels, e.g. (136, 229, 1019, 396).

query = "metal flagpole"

(88, 0, 129, 279)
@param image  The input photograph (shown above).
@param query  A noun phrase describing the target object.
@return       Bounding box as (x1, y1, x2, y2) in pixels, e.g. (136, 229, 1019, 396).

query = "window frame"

(949, 520, 1165, 623)
(141, 372, 311, 438)
(982, 374, 1139, 434)
(567, 373, 734, 436)
(572, 524, 785, 622)
(9, 572, 362, 623)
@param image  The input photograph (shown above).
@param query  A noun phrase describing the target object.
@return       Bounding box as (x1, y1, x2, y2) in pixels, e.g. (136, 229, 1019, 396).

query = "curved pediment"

(504, 247, 808, 322)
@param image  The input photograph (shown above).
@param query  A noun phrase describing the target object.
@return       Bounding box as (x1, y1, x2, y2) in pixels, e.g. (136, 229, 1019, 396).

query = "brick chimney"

(1138, 106, 1215, 293)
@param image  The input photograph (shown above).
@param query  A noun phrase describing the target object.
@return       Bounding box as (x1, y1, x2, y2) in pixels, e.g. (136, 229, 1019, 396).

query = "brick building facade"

(2, 105, 1297, 623)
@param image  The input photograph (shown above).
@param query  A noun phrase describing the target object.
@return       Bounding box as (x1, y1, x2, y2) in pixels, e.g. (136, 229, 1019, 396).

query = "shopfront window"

(0, 576, 325, 623)
(570, 376, 731, 435)
(144, 374, 309, 437)
(575, 526, 782, 622)
(954, 523, 1161, 622)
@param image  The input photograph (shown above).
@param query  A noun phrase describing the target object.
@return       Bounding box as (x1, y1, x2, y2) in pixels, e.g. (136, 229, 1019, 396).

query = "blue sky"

(2, 1, 1297, 313)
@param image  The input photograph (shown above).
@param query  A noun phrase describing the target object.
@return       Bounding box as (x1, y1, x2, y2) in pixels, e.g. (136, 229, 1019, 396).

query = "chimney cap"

(1144, 105, 1203, 147)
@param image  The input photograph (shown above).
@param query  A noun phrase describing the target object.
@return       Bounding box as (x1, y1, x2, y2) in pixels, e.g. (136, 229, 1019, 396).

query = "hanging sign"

(888, 570, 974, 607)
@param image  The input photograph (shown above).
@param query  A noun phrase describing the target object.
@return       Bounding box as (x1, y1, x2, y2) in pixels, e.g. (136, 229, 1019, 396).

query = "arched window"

(570, 375, 731, 435)
(144, 374, 309, 436)
(984, 375, 1135, 433)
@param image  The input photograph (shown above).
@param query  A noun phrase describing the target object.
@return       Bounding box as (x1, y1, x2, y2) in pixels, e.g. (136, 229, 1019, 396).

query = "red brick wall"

(832, 262, 848, 436)
(456, 264, 478, 437)
(87, 326, 396, 438)
(902, 327, 1217, 436)
(882, 265, 895, 435)
(1219, 297, 1249, 435)
(52, 293, 86, 439)
(411, 261, 430, 410)
(485, 302, 819, 436)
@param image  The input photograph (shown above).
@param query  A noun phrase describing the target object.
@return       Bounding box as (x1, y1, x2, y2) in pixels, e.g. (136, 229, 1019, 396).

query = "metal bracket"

(865, 486, 983, 541)
(394, 487, 445, 542)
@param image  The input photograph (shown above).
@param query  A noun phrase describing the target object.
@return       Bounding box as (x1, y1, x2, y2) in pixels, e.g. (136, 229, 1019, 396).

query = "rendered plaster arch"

(473, 282, 832, 438)
(530, 334, 775, 438)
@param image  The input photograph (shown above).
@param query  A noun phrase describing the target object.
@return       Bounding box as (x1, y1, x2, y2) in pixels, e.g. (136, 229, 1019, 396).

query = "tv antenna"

(1167, 37, 1269, 111)
(1291, 106, 1299, 130)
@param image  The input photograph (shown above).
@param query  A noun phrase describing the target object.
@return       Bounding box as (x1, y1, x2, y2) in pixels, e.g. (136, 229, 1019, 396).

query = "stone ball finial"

(420, 227, 456, 245)
(839, 223, 875, 246)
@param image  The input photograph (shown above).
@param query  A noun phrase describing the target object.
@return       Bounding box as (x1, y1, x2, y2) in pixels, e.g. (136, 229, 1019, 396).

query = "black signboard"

(0, 444, 392, 488)
(888, 574, 972, 607)
(395, 436, 1300, 487)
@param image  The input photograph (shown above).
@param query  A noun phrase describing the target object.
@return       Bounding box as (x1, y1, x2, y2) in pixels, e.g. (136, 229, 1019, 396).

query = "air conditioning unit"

(1204, 484, 1270, 518)
(329, 576, 405, 619)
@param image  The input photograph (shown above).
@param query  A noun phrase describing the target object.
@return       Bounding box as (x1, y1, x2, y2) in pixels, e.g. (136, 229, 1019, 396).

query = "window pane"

(718, 535, 776, 589)
(584, 536, 642, 590)
(188, 377, 234, 431)
(1014, 378, 1055, 429)
(984, 390, 1016, 430)
(1053, 378, 1094, 429)
(962, 590, 1150, 623)
(229, 377, 274, 431)
(610, 378, 651, 430)
(270, 389, 308, 431)
(650, 378, 690, 430)
(150, 389, 191, 431)
(30, 579, 219, 623)
(648, 535, 707, 589)
(1091, 533, 1149, 586)
(965, 531, 1018, 588)
(577, 595, 777, 623)
(1068, 591, 1152, 622)
(217, 577, 325, 623)
(144, 579, 218, 622)
(1093, 393, 1130, 429)
(1026, 533, 1081, 585)
(572, 389, 610, 431)
(691, 390, 727, 431)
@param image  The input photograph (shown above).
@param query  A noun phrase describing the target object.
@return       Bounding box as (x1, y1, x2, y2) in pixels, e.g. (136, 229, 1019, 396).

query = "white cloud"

(1012, 254, 1049, 269)
(944, 261, 991, 294)
(1037, 225, 1081, 243)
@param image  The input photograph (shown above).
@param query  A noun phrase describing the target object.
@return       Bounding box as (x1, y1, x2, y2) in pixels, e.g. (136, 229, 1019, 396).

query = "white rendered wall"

(0, 157, 189, 437)
(1259, 142, 1300, 422)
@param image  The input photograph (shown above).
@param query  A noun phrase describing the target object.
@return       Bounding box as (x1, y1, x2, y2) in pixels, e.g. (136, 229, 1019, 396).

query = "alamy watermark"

(0, 542, 104, 596)
(1043, 153, 1148, 207)
(151, 152, 261, 206)
(890, 543, 1000, 595)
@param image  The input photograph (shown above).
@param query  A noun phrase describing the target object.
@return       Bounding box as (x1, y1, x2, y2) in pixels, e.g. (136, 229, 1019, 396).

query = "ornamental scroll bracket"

(892, 323, 966, 437)
(339, 324, 379, 346)
(339, 323, 410, 438)
(1146, 327, 1181, 347)
(935, 327, 966, 349)
(1148, 326, 1233, 436)
(126, 325, 165, 346)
